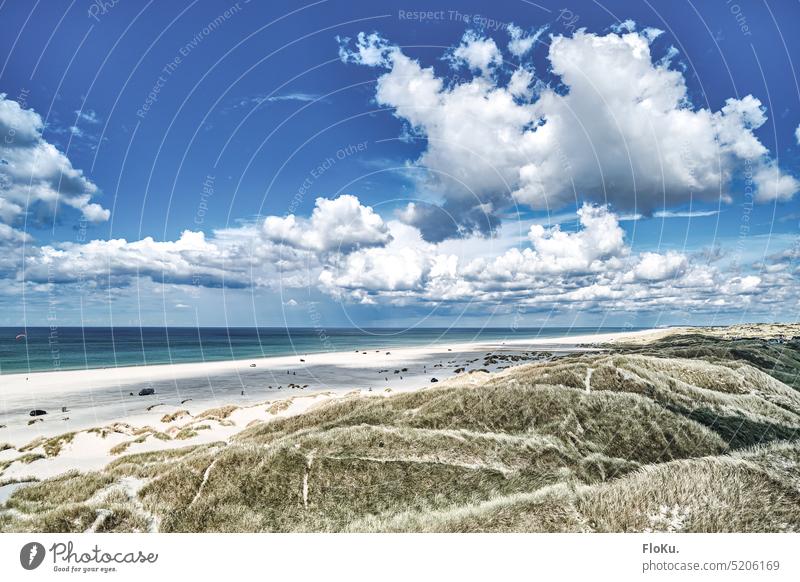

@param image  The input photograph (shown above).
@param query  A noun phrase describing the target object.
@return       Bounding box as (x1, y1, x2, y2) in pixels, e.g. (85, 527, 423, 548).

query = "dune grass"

(614, 334, 800, 390)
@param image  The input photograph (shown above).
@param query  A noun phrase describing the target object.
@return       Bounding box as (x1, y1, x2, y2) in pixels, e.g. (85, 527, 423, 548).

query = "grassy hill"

(2, 336, 799, 532)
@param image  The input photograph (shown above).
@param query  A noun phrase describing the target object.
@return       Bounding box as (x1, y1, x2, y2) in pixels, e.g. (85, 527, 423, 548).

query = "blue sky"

(0, 0, 798, 328)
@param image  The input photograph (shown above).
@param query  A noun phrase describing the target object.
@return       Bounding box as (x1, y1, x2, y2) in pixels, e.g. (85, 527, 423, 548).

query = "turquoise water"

(0, 326, 641, 374)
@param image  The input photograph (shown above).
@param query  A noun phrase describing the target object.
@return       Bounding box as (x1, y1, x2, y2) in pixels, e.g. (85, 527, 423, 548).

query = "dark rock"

(138, 388, 155, 396)
(29, 409, 47, 417)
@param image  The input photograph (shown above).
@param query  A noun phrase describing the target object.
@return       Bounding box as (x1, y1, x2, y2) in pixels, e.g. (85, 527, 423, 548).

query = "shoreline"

(0, 329, 670, 461)
(0, 326, 671, 378)
(0, 327, 674, 396)
(0, 327, 673, 481)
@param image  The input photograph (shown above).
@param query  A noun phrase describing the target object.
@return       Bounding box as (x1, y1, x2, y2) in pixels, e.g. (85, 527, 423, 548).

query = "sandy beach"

(0, 327, 670, 484)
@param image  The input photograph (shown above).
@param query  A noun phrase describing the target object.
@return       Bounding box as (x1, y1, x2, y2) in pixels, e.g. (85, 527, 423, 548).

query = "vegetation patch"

(161, 410, 191, 423)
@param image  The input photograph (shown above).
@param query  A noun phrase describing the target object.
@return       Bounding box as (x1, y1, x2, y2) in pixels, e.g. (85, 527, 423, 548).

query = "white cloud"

(7, 191, 796, 319)
(264, 93, 320, 103)
(507, 68, 534, 99)
(0, 94, 110, 231)
(312, 199, 798, 317)
(75, 109, 100, 124)
(24, 230, 254, 288)
(0, 97, 41, 145)
(319, 220, 443, 303)
(654, 209, 720, 219)
(263, 195, 390, 252)
(527, 204, 627, 268)
(339, 28, 798, 241)
(449, 31, 503, 75)
(721, 275, 761, 295)
(20, 195, 390, 291)
(451, 204, 628, 289)
(3, 23, 797, 322)
(507, 24, 547, 58)
(631, 251, 687, 282)
(620, 209, 721, 221)
(611, 19, 637, 34)
(338, 32, 393, 67)
(753, 161, 800, 202)
(228, 93, 325, 112)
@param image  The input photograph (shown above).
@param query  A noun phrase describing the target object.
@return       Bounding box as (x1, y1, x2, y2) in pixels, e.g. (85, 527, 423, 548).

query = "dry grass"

(266, 399, 293, 415)
(196, 405, 238, 421)
(0, 452, 47, 476)
(174, 429, 198, 441)
(19, 433, 76, 457)
(109, 436, 147, 456)
(161, 410, 191, 423)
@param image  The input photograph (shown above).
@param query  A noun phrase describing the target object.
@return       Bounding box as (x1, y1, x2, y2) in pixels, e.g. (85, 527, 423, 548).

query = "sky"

(0, 0, 798, 329)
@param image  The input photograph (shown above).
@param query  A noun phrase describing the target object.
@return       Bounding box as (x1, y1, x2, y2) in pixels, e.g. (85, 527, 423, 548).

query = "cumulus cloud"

(314, 199, 799, 317)
(720, 275, 761, 295)
(14, 195, 383, 292)
(339, 28, 798, 241)
(526, 204, 627, 270)
(319, 220, 445, 303)
(753, 161, 800, 202)
(20, 195, 390, 291)
(0, 94, 110, 229)
(631, 251, 687, 282)
(449, 31, 503, 75)
(8, 189, 796, 318)
(448, 204, 630, 301)
(24, 230, 257, 288)
(452, 204, 627, 290)
(3, 24, 796, 321)
(507, 68, 534, 99)
(263, 194, 390, 252)
(321, 203, 646, 304)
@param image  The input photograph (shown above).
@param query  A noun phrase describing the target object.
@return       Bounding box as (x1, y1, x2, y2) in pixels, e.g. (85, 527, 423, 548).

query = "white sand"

(0, 327, 670, 483)
(0, 327, 668, 398)
(0, 390, 345, 482)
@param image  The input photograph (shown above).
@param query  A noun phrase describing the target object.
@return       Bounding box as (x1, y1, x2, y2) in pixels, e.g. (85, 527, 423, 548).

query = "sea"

(0, 326, 642, 375)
